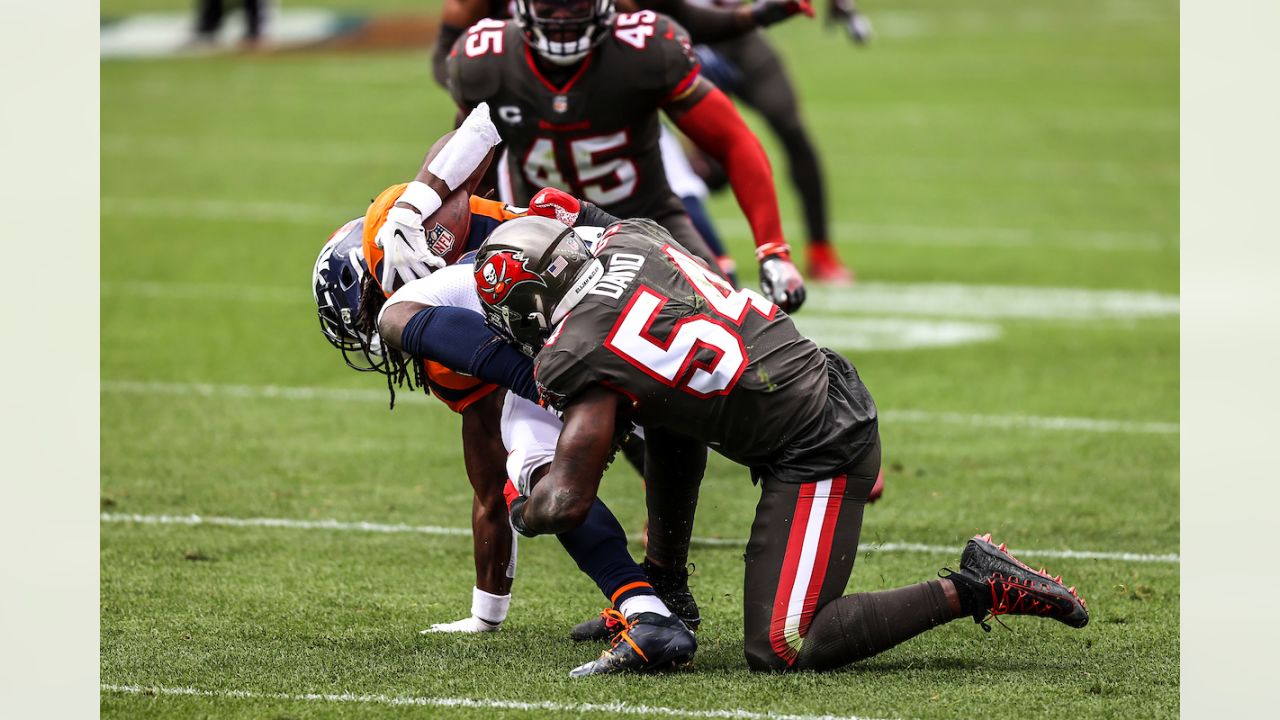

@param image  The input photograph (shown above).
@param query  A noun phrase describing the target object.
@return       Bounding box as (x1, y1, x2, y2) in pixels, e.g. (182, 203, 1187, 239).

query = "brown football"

(420, 187, 473, 266)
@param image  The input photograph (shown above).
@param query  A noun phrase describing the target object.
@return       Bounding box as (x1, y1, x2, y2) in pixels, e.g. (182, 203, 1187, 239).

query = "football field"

(101, 1, 1179, 717)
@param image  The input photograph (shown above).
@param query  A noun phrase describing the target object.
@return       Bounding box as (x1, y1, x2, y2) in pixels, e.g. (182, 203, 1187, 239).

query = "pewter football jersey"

(447, 13, 698, 221)
(533, 219, 876, 477)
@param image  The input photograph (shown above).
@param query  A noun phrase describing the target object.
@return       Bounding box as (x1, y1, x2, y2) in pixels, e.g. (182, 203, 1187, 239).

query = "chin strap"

(551, 258, 605, 324)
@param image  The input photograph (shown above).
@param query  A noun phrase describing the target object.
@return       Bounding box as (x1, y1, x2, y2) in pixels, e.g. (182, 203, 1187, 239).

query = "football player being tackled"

(447, 0, 808, 313)
(472, 215, 1090, 673)
(314, 120, 692, 644)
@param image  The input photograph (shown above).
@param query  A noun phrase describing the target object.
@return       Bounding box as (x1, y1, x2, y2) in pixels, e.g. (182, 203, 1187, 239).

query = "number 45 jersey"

(447, 12, 695, 222)
(535, 219, 880, 483)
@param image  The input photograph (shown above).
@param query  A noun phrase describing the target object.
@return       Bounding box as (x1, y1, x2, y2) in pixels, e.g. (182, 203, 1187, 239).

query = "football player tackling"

(474, 216, 1089, 672)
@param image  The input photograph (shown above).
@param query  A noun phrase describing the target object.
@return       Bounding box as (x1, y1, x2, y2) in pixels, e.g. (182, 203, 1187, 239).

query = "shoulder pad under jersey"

(603, 12, 700, 95)
(447, 19, 518, 106)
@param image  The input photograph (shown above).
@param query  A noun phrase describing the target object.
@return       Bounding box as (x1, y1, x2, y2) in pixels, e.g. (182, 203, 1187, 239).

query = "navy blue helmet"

(312, 217, 386, 372)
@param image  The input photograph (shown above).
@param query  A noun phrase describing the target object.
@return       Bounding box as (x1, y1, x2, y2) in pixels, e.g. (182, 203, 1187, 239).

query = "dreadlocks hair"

(354, 273, 429, 410)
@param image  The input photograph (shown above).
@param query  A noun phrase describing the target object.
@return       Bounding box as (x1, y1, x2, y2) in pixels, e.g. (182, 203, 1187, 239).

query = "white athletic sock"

(619, 594, 672, 619)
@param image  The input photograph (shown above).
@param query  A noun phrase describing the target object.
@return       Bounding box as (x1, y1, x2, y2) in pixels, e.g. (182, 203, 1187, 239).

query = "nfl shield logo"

(427, 223, 456, 257)
(552, 95, 568, 114)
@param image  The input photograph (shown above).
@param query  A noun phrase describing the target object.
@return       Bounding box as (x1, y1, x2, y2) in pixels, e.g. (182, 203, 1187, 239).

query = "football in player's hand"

(420, 186, 473, 266)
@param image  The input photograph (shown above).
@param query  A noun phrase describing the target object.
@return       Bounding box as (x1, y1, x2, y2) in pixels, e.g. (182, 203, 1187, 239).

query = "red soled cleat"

(941, 534, 1089, 630)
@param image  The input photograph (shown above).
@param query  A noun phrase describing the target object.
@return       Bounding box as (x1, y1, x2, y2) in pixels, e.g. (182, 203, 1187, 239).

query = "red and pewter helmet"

(473, 216, 604, 356)
(513, 0, 616, 66)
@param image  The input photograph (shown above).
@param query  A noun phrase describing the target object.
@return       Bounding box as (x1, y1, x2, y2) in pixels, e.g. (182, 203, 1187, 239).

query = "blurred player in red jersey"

(445, 0, 810, 313)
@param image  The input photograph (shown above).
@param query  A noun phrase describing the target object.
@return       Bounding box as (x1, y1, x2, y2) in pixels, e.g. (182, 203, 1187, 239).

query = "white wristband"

(397, 180, 442, 218)
(472, 586, 511, 625)
(428, 103, 502, 190)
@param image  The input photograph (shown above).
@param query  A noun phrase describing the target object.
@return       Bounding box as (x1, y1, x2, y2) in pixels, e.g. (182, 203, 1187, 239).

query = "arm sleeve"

(399, 306, 540, 404)
(672, 87, 785, 250)
(575, 201, 622, 229)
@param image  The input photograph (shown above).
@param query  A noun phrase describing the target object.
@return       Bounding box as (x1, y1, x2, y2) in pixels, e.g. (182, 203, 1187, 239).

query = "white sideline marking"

(101, 512, 470, 536)
(803, 283, 1178, 320)
(100, 683, 890, 719)
(881, 409, 1179, 435)
(793, 316, 1002, 350)
(99, 513, 1180, 564)
(101, 683, 887, 720)
(100, 379, 1179, 435)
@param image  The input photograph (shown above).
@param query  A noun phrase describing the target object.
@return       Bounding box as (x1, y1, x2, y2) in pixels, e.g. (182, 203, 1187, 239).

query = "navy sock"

(557, 499, 653, 605)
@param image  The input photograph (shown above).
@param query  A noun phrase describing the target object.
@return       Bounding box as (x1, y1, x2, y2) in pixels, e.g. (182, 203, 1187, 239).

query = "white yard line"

(100, 379, 1178, 435)
(100, 683, 892, 720)
(99, 512, 1180, 564)
(103, 277, 1178, 320)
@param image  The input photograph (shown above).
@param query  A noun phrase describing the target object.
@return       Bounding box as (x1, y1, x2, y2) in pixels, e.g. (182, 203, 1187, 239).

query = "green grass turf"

(101, 0, 1179, 717)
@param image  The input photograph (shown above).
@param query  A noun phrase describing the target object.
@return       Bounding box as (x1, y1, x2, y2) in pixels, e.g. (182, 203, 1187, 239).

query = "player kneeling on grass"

(472, 215, 1089, 672)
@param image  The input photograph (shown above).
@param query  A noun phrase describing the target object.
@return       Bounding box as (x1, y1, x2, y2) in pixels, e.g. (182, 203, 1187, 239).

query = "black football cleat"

(569, 608, 626, 642)
(569, 611, 697, 678)
(942, 533, 1089, 630)
(642, 559, 702, 631)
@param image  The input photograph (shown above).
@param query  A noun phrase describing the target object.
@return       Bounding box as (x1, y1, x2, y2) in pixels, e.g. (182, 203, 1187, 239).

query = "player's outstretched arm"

(509, 387, 622, 536)
(666, 81, 807, 311)
(379, 300, 541, 404)
(625, 0, 814, 44)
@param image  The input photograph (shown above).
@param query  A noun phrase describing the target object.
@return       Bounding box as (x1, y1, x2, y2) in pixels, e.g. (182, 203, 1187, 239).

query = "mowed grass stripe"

(101, 195, 1171, 252)
(101, 683, 893, 720)
(99, 512, 1180, 564)
(99, 380, 1179, 434)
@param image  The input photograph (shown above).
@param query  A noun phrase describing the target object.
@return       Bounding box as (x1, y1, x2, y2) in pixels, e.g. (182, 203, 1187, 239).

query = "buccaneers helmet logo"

(476, 250, 544, 306)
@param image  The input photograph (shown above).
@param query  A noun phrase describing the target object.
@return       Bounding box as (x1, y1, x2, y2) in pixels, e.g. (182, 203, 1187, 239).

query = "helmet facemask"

(474, 216, 604, 357)
(515, 0, 616, 65)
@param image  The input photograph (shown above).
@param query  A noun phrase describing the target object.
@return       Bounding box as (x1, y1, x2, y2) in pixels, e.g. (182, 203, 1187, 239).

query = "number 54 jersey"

(447, 12, 696, 221)
(535, 219, 880, 483)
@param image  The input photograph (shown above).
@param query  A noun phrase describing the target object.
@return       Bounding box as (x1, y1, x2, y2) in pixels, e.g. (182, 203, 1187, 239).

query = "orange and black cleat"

(569, 607, 628, 642)
(942, 533, 1089, 631)
(569, 610, 697, 678)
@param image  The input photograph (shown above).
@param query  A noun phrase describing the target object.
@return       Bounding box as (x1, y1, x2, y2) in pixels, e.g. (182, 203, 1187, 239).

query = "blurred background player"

(444, 0, 810, 312)
(687, 0, 872, 283)
(192, 0, 267, 49)
(430, 1, 812, 285)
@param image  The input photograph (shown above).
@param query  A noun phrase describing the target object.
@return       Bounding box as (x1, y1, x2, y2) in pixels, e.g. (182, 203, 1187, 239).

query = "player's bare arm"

(511, 386, 623, 536)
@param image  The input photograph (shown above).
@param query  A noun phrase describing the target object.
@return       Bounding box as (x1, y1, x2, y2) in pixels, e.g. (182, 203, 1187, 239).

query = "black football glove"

(751, 0, 815, 28)
(827, 0, 874, 45)
(757, 243, 807, 313)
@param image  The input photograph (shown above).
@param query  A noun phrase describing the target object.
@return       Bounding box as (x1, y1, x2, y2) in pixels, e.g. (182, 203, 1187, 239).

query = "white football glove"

(420, 615, 502, 634)
(374, 205, 446, 292)
(757, 243, 807, 313)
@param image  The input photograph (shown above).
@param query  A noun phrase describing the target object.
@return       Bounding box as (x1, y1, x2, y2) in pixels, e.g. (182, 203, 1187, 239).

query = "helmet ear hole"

(339, 265, 358, 290)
